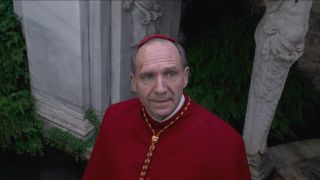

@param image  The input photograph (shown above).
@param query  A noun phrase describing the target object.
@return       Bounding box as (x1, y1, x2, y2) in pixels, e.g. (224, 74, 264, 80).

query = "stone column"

(88, 0, 112, 116)
(14, 0, 182, 138)
(243, 0, 313, 179)
(17, 1, 94, 138)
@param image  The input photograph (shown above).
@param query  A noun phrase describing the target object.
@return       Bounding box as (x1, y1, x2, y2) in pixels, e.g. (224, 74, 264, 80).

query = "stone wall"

(16, 1, 94, 138)
(298, 1, 320, 92)
(14, 0, 182, 138)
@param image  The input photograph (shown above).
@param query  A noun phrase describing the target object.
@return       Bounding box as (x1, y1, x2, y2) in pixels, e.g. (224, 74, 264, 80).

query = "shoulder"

(107, 97, 141, 112)
(190, 100, 243, 143)
(101, 97, 141, 122)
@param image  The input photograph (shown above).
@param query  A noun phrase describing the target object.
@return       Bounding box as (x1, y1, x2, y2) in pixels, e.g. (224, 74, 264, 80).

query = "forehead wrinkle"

(142, 59, 178, 66)
(138, 50, 177, 62)
(138, 60, 179, 72)
(134, 40, 181, 73)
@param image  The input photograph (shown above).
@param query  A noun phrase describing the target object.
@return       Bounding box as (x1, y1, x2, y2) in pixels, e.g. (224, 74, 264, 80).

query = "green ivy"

(185, 14, 320, 143)
(185, 15, 258, 130)
(0, 0, 43, 155)
(44, 128, 87, 161)
(85, 109, 100, 139)
(44, 109, 100, 161)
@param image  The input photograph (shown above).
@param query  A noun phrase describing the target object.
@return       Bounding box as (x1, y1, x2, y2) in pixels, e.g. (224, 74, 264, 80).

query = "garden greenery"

(44, 109, 100, 160)
(0, 0, 101, 158)
(0, 0, 43, 155)
(1, 0, 319, 156)
(185, 15, 320, 143)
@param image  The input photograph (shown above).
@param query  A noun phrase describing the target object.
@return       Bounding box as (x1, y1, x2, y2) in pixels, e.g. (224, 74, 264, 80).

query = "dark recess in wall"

(180, 0, 252, 39)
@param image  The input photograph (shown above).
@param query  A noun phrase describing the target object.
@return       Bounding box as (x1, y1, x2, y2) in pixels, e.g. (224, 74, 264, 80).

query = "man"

(83, 34, 251, 180)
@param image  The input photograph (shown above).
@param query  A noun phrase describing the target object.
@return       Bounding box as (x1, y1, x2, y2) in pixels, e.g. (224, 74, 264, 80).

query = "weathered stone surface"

(269, 144, 303, 167)
(312, 1, 320, 15)
(243, 0, 314, 179)
(247, 153, 275, 180)
(15, 0, 182, 137)
(268, 139, 320, 180)
(297, 157, 320, 180)
(290, 139, 320, 158)
(244, 0, 313, 155)
(298, 2, 320, 92)
(19, 1, 93, 137)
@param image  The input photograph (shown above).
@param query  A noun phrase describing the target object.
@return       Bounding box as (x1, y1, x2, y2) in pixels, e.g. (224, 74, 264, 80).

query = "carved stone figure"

(124, 0, 163, 44)
(243, 0, 313, 179)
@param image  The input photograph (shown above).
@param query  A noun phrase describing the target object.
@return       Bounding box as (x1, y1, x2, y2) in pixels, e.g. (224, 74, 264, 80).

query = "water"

(0, 148, 86, 180)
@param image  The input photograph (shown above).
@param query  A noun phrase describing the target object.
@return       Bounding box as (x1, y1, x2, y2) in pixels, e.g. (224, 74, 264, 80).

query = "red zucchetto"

(137, 34, 176, 47)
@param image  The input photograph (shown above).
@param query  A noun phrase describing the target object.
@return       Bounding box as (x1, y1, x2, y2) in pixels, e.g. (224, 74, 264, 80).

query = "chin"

(154, 110, 173, 119)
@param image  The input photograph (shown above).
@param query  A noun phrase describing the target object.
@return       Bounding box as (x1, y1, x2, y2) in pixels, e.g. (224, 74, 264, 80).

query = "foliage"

(184, 14, 320, 143)
(85, 109, 100, 140)
(0, 0, 43, 155)
(45, 128, 87, 161)
(44, 109, 101, 160)
(270, 65, 320, 142)
(185, 15, 258, 131)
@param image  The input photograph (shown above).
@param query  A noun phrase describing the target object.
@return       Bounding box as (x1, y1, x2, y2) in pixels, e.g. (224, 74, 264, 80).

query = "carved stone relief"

(123, 0, 163, 43)
(243, 0, 313, 179)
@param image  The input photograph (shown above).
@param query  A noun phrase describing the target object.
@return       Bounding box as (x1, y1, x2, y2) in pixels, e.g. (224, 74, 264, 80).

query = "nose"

(154, 76, 167, 95)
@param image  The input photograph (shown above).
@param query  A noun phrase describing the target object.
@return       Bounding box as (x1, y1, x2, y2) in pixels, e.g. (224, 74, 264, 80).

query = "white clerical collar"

(147, 95, 185, 122)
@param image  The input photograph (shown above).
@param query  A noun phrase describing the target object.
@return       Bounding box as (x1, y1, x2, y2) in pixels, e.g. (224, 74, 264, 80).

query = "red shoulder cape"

(83, 97, 251, 180)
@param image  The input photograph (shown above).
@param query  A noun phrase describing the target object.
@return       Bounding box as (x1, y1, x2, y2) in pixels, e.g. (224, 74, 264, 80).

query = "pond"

(0, 147, 87, 180)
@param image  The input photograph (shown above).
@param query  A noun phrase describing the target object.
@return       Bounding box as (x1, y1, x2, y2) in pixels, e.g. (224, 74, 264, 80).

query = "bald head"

(131, 38, 187, 74)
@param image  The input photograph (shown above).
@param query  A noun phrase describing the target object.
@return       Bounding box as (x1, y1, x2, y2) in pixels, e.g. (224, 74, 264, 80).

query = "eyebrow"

(163, 66, 179, 72)
(137, 65, 179, 75)
(138, 71, 154, 77)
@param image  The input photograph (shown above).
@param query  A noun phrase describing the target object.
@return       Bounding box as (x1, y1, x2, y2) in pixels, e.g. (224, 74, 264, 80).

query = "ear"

(130, 73, 137, 93)
(183, 66, 189, 88)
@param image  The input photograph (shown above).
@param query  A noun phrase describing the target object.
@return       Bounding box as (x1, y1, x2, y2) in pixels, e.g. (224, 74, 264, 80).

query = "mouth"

(151, 99, 171, 105)
(153, 100, 169, 104)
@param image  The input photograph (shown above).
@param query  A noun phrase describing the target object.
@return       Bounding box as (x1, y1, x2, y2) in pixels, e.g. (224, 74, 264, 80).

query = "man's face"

(131, 40, 189, 121)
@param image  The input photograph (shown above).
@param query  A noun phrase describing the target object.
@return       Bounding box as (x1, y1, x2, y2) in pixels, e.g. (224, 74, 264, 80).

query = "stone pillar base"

(248, 153, 275, 180)
(34, 93, 94, 139)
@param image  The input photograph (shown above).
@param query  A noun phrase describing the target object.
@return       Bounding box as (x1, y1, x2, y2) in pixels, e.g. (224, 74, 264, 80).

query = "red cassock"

(83, 96, 251, 180)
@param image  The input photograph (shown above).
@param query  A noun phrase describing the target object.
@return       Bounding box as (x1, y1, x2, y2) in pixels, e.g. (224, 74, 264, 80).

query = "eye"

(141, 73, 154, 82)
(166, 70, 177, 78)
